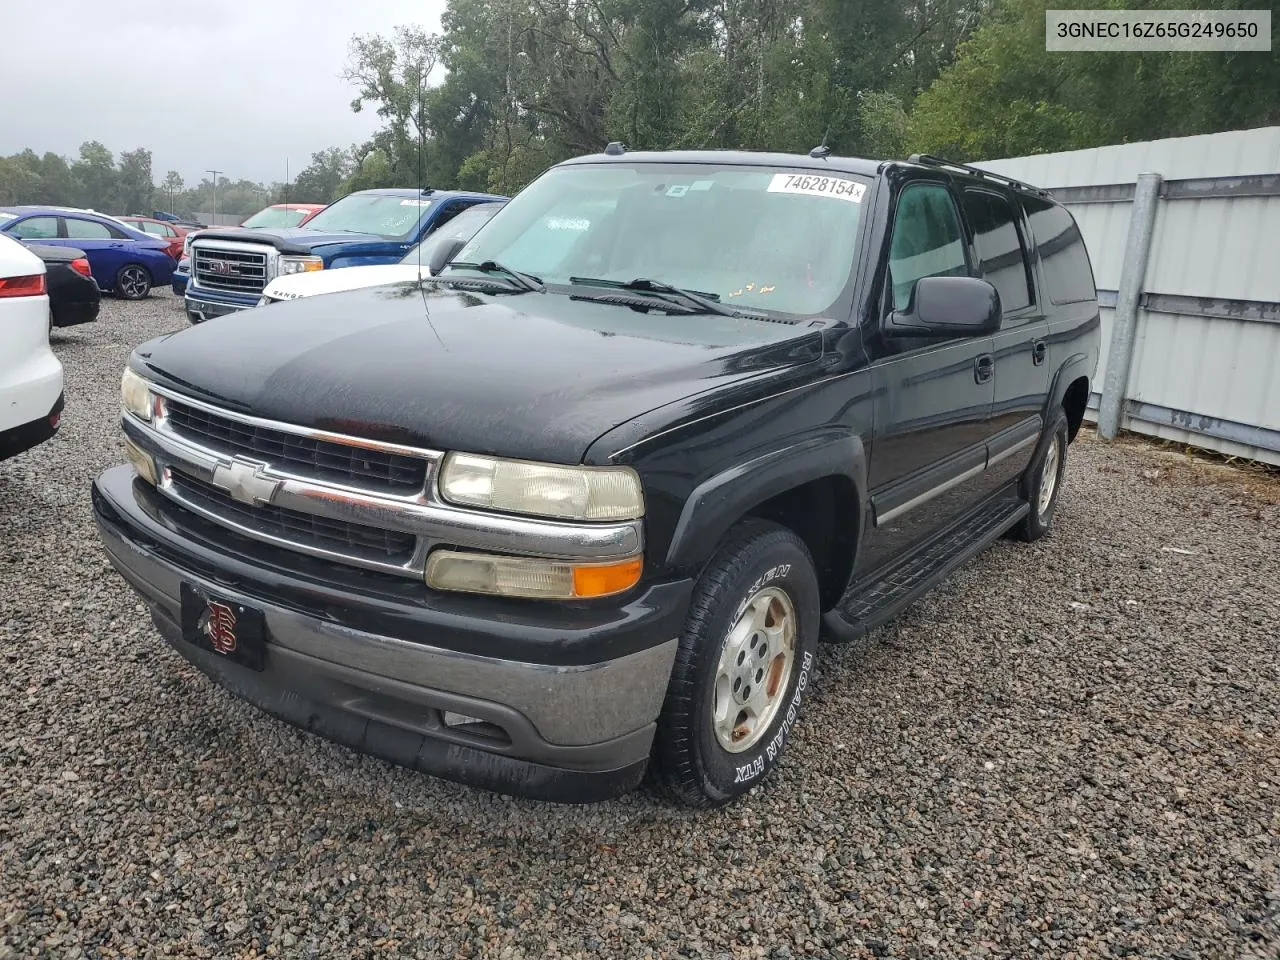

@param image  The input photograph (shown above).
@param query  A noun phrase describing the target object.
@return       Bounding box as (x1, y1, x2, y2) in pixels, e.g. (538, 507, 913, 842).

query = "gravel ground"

(2, 292, 1278, 960)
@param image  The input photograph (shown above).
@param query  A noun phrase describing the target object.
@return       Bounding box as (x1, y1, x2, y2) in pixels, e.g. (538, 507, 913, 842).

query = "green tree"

(0, 155, 42, 205)
(908, 0, 1280, 160)
(71, 140, 116, 209)
(290, 147, 353, 203)
(115, 148, 153, 214)
(159, 170, 184, 211)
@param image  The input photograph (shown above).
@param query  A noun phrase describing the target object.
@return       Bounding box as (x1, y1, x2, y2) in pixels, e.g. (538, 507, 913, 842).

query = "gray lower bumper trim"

(95, 503, 679, 758)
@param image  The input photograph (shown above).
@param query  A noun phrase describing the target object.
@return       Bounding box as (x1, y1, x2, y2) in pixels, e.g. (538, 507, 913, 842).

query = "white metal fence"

(192, 213, 243, 227)
(978, 126, 1280, 466)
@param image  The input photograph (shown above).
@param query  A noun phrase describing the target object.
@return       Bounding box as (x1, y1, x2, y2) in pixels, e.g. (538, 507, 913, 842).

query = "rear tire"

(1012, 410, 1069, 542)
(652, 520, 820, 807)
(115, 264, 152, 300)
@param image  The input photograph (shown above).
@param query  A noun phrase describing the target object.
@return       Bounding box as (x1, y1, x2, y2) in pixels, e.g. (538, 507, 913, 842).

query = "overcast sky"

(1, 1, 447, 186)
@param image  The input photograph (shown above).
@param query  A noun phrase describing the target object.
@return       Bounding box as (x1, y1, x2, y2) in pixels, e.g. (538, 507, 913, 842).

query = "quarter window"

(8, 216, 59, 240)
(1021, 196, 1097, 304)
(963, 190, 1032, 311)
(887, 184, 968, 311)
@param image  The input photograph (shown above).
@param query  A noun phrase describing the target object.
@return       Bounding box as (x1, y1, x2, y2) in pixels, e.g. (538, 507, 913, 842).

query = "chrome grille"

(170, 471, 417, 564)
(192, 243, 269, 294)
(166, 398, 428, 493)
(131, 386, 644, 579)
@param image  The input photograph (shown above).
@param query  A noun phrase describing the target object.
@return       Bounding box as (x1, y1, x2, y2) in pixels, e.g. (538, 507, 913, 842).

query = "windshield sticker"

(399, 199, 432, 207)
(767, 173, 865, 203)
(546, 217, 590, 231)
(666, 185, 689, 198)
(689, 180, 715, 192)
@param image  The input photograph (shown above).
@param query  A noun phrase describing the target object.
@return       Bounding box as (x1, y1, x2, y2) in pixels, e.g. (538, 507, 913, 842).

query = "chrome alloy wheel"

(712, 585, 797, 753)
(1038, 433, 1062, 517)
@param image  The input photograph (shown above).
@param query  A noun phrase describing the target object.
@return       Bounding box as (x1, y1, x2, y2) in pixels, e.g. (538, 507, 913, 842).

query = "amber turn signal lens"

(572, 556, 643, 598)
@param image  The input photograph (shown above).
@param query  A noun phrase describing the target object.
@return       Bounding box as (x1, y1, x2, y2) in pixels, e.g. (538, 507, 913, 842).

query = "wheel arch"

(1046, 352, 1094, 444)
(664, 433, 867, 611)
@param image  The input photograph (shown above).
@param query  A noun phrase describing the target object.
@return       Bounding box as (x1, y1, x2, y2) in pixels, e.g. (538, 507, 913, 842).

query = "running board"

(822, 490, 1030, 644)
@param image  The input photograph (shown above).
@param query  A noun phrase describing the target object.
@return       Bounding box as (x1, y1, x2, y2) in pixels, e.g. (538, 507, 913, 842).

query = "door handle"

(1032, 339, 1047, 365)
(974, 354, 994, 384)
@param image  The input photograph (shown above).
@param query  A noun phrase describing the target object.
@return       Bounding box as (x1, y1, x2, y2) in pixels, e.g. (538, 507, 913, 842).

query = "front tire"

(652, 520, 820, 807)
(1012, 410, 1069, 542)
(115, 264, 152, 300)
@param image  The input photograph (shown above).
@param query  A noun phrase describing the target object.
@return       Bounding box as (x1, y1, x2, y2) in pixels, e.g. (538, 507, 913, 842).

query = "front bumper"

(184, 285, 256, 323)
(92, 465, 689, 802)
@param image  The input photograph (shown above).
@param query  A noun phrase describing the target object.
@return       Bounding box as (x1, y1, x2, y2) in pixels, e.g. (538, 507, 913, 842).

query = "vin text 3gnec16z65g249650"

(92, 147, 1099, 806)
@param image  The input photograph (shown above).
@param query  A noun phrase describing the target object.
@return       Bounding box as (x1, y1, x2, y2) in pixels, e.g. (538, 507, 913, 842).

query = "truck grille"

(165, 398, 428, 493)
(192, 243, 269, 294)
(170, 471, 417, 564)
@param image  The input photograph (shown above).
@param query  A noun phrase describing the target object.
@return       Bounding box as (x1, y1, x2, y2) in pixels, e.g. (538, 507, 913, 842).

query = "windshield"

(399, 204, 503, 266)
(0, 212, 16, 225)
(453, 163, 868, 318)
(242, 206, 314, 229)
(302, 194, 431, 239)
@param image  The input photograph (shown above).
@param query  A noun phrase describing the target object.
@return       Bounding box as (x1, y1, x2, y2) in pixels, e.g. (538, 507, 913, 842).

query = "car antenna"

(809, 123, 833, 159)
(417, 66, 426, 282)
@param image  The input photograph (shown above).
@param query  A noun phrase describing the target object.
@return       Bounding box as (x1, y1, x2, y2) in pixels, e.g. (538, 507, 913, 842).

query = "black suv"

(93, 148, 1099, 807)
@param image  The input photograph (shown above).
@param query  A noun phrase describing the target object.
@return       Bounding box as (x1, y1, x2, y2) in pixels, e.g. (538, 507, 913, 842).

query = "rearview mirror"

(427, 237, 468, 277)
(884, 275, 1001, 338)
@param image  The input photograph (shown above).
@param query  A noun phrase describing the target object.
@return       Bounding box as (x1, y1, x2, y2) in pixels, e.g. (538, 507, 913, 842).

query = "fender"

(664, 431, 868, 570)
(1044, 349, 1095, 416)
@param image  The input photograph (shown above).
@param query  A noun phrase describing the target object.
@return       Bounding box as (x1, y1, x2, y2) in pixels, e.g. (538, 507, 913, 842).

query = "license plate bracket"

(180, 583, 267, 671)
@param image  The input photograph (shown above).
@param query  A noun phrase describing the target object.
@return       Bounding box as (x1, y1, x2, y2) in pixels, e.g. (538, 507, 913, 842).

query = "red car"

(118, 216, 191, 260)
(238, 203, 326, 229)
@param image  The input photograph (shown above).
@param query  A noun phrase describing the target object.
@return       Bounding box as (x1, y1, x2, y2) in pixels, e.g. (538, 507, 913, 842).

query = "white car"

(258, 201, 504, 306)
(0, 234, 63, 462)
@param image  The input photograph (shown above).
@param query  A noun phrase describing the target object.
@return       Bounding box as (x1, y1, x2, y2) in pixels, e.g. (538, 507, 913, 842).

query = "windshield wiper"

(446, 260, 545, 293)
(569, 277, 764, 319)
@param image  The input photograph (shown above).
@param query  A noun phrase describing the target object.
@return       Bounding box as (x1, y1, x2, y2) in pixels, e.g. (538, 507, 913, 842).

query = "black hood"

(133, 283, 823, 464)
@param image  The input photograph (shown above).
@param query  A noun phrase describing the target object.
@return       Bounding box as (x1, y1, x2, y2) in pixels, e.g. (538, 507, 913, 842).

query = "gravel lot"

(2, 291, 1278, 959)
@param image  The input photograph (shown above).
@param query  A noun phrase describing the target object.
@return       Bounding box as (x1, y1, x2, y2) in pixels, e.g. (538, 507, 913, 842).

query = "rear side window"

(65, 218, 114, 240)
(9, 216, 59, 240)
(962, 189, 1031, 311)
(1021, 196, 1096, 304)
(887, 183, 968, 311)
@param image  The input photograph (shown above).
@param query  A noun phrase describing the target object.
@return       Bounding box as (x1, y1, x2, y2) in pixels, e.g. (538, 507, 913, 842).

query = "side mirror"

(884, 275, 1001, 338)
(427, 237, 468, 276)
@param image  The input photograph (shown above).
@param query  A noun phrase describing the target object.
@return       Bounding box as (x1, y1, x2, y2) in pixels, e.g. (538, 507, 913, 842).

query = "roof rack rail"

(906, 154, 1049, 196)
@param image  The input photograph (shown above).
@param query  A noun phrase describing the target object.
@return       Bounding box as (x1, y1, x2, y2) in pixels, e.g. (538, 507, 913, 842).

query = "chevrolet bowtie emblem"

(211, 459, 281, 506)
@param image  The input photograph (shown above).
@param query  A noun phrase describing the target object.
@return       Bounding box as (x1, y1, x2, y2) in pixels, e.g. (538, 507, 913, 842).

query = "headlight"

(425, 550, 642, 599)
(439, 453, 643, 521)
(279, 256, 323, 276)
(121, 367, 153, 421)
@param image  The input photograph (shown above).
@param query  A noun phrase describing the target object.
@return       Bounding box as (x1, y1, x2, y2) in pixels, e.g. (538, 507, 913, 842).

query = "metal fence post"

(1098, 172, 1162, 440)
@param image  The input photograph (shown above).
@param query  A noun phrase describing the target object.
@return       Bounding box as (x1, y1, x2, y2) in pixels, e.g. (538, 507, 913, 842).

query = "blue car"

(172, 256, 190, 296)
(0, 207, 176, 299)
(183, 187, 506, 322)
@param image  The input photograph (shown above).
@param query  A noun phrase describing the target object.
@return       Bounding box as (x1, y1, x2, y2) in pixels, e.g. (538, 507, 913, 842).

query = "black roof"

(558, 148, 1052, 196)
(560, 149, 883, 178)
